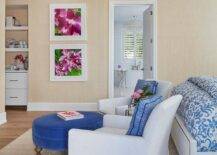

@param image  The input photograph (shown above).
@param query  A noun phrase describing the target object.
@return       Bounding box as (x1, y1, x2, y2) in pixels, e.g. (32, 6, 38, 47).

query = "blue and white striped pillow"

(127, 96, 163, 136)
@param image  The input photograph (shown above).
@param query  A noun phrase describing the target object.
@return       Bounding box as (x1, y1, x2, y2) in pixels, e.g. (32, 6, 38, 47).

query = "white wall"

(0, 0, 5, 113)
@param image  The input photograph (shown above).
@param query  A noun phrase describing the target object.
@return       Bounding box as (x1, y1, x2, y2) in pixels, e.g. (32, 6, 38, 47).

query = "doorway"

(109, 0, 157, 98)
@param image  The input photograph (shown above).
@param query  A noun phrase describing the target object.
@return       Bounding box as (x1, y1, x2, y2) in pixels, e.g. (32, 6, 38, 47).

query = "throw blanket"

(171, 77, 217, 152)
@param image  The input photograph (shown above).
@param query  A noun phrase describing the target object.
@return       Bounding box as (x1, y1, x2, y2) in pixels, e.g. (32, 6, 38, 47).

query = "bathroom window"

(123, 31, 143, 59)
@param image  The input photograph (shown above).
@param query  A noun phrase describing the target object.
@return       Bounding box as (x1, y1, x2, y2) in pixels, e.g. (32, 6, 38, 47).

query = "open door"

(143, 5, 154, 79)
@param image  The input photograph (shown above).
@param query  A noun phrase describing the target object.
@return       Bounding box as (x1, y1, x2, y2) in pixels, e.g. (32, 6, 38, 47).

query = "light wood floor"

(0, 110, 52, 149)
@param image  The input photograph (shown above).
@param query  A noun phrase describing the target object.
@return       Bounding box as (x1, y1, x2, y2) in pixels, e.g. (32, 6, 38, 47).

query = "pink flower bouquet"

(131, 86, 154, 106)
(131, 89, 143, 104)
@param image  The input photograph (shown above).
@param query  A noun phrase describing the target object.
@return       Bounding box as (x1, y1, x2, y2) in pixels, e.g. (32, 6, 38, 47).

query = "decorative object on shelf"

(19, 40, 28, 48)
(24, 56, 28, 70)
(5, 16, 15, 27)
(7, 54, 28, 71)
(50, 3, 87, 41)
(6, 38, 16, 48)
(6, 38, 28, 48)
(14, 54, 25, 70)
(50, 44, 87, 81)
(14, 18, 21, 27)
(5, 16, 24, 27)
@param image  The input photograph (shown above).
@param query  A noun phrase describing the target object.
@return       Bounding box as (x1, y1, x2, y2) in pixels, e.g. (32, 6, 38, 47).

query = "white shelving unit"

(6, 48, 28, 52)
(5, 26, 28, 31)
(5, 4, 29, 107)
(5, 70, 28, 73)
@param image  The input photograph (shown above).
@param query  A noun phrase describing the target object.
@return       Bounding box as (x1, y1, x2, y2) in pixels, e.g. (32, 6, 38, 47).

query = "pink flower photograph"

(50, 44, 87, 81)
(54, 8, 81, 36)
(55, 49, 82, 76)
(50, 4, 87, 40)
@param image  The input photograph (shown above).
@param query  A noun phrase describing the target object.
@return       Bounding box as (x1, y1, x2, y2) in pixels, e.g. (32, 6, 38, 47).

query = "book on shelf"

(57, 111, 84, 121)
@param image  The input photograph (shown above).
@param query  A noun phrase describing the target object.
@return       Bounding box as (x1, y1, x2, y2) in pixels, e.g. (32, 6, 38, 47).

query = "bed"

(171, 77, 217, 155)
(172, 115, 216, 155)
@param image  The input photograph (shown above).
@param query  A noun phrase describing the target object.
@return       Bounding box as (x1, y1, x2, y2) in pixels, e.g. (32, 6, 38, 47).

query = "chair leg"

(35, 146, 43, 155)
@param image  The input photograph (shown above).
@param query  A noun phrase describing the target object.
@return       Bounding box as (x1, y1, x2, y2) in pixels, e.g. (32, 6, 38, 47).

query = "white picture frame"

(50, 44, 88, 81)
(50, 4, 87, 41)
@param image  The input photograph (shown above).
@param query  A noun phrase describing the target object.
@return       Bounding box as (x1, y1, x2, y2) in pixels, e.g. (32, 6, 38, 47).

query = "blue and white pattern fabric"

(134, 80, 158, 94)
(171, 77, 217, 152)
(127, 96, 163, 136)
(188, 76, 217, 99)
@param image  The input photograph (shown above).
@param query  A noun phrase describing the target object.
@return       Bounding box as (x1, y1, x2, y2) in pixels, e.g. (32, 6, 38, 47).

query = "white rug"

(0, 130, 65, 155)
(0, 129, 178, 155)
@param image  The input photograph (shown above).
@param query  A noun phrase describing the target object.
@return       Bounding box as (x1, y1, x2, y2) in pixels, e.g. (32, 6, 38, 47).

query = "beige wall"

(28, 0, 108, 103)
(157, 0, 217, 84)
(5, 0, 217, 104)
(0, 0, 5, 112)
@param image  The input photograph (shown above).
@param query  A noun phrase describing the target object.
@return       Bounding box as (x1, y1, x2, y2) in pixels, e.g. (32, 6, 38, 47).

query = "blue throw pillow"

(134, 80, 158, 94)
(126, 96, 163, 136)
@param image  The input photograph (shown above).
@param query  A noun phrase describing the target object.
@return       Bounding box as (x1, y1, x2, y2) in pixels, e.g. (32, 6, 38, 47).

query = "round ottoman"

(32, 111, 103, 152)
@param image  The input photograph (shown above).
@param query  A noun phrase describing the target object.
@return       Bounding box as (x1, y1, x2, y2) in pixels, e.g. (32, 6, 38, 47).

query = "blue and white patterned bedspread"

(171, 77, 217, 152)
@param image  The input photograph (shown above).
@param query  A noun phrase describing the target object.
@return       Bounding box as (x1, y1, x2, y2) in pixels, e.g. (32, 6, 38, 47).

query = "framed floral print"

(50, 44, 87, 81)
(50, 4, 87, 41)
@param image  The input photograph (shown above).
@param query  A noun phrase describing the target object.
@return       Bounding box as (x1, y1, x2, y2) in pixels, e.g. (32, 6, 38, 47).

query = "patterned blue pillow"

(188, 76, 217, 99)
(126, 96, 163, 136)
(134, 80, 158, 94)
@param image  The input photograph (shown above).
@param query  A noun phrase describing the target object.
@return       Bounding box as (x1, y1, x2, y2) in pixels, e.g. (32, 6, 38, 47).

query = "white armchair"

(99, 80, 173, 115)
(68, 95, 182, 155)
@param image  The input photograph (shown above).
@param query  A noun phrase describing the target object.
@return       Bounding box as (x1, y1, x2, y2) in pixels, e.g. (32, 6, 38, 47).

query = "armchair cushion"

(115, 105, 128, 115)
(127, 95, 163, 136)
(96, 127, 127, 135)
(68, 129, 146, 155)
(98, 97, 131, 114)
(103, 115, 131, 130)
(134, 79, 158, 94)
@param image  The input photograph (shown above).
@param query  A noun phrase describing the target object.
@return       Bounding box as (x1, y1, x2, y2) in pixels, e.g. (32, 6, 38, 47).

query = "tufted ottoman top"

(32, 111, 103, 151)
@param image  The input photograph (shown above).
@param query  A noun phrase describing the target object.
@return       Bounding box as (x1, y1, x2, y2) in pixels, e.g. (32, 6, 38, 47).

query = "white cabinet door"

(6, 89, 27, 106)
(6, 73, 27, 89)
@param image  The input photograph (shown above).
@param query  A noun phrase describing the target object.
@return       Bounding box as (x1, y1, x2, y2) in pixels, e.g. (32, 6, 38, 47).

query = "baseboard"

(0, 112, 7, 125)
(6, 106, 27, 111)
(27, 102, 98, 111)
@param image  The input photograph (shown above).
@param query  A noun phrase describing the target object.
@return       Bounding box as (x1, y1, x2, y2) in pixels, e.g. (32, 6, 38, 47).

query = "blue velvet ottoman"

(32, 111, 103, 152)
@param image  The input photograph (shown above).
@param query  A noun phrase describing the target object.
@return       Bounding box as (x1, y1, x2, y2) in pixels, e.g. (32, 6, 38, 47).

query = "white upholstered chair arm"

(103, 115, 132, 130)
(98, 97, 131, 114)
(68, 129, 145, 155)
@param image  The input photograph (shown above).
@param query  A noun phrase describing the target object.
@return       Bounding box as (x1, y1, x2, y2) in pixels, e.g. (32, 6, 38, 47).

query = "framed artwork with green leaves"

(50, 44, 87, 81)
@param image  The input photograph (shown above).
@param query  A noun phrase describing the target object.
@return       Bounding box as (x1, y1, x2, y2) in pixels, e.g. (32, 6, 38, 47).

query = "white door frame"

(109, 0, 158, 98)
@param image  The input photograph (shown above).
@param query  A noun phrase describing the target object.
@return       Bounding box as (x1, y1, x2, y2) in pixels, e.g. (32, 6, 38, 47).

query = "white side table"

(115, 105, 128, 116)
(115, 105, 135, 116)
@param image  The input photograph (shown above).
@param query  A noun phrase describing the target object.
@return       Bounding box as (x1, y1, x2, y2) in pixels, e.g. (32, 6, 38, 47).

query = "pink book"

(57, 111, 84, 121)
